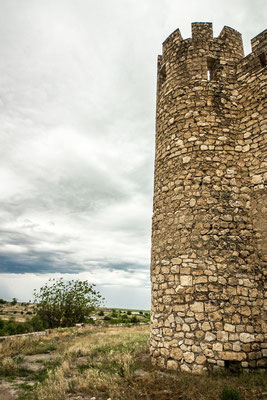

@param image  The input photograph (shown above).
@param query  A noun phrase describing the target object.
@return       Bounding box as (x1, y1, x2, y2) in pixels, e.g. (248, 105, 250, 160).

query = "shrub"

(0, 315, 46, 336)
(98, 310, 104, 316)
(11, 298, 17, 305)
(129, 316, 138, 324)
(34, 278, 104, 329)
(220, 386, 240, 400)
(29, 315, 46, 332)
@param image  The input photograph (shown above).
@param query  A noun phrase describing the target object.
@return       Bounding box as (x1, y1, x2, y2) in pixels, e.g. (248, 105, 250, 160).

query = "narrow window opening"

(207, 57, 216, 81)
(259, 53, 266, 67)
(159, 64, 167, 85)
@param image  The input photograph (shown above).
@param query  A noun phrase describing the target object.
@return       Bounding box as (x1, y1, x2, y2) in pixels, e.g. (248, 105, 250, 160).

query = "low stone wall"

(0, 330, 50, 342)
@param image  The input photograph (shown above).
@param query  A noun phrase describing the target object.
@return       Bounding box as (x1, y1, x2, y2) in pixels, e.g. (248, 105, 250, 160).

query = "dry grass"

(0, 324, 266, 400)
(34, 325, 148, 400)
(0, 302, 35, 323)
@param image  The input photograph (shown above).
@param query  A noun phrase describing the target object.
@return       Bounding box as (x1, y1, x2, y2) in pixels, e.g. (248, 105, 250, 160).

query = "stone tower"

(150, 23, 266, 372)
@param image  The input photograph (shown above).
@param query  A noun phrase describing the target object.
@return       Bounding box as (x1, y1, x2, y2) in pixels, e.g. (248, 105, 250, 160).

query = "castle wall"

(150, 23, 266, 372)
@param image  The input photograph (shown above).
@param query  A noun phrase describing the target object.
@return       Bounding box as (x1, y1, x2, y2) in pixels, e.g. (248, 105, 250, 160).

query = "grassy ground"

(0, 324, 266, 400)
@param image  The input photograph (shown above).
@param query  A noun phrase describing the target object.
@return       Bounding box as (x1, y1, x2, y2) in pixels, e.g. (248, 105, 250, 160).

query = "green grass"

(0, 325, 266, 400)
(22, 342, 57, 355)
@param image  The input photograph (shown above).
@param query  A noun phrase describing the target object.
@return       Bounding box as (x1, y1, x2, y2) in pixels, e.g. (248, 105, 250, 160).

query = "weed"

(220, 386, 240, 400)
(0, 357, 19, 376)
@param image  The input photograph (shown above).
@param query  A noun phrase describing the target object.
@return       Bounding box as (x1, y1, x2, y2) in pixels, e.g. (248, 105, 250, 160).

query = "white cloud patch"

(0, 0, 265, 306)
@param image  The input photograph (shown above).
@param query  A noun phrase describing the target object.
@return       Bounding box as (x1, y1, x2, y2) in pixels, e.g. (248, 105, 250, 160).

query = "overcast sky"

(0, 0, 265, 309)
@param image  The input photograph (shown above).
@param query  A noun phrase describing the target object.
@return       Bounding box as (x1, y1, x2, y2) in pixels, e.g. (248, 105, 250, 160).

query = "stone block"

(184, 352, 195, 363)
(240, 333, 255, 343)
(180, 275, 193, 286)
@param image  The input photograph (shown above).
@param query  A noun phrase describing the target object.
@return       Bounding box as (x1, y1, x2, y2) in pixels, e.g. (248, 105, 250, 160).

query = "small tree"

(11, 298, 17, 305)
(33, 278, 104, 329)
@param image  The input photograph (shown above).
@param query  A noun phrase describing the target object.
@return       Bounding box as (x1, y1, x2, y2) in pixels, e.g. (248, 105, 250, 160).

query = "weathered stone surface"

(190, 302, 204, 313)
(180, 275, 193, 286)
(213, 343, 223, 352)
(184, 352, 195, 363)
(150, 22, 266, 373)
(217, 331, 229, 342)
(166, 360, 178, 370)
(205, 332, 216, 342)
(196, 355, 207, 365)
(219, 352, 247, 361)
(240, 333, 255, 343)
(170, 348, 183, 360)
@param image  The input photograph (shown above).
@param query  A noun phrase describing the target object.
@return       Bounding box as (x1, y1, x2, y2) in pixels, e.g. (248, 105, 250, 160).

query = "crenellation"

(192, 22, 213, 41)
(151, 22, 267, 373)
(251, 29, 267, 54)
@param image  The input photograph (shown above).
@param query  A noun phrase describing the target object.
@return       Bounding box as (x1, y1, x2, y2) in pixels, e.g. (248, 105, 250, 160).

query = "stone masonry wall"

(150, 23, 266, 372)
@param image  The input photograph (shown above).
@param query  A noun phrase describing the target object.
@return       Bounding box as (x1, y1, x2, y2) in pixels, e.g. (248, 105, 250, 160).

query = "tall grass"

(35, 325, 148, 400)
(0, 325, 266, 400)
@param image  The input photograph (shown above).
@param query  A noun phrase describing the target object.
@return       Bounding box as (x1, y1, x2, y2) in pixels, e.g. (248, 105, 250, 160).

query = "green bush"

(11, 298, 17, 305)
(0, 315, 46, 336)
(129, 316, 138, 324)
(86, 318, 95, 325)
(220, 386, 239, 400)
(29, 315, 46, 331)
(34, 278, 104, 328)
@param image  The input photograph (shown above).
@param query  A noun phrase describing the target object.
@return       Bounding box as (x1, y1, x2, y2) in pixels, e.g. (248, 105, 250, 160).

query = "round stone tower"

(150, 22, 267, 372)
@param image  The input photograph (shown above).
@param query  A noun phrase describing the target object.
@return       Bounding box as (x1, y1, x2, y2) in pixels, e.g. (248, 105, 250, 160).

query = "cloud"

(0, 0, 265, 306)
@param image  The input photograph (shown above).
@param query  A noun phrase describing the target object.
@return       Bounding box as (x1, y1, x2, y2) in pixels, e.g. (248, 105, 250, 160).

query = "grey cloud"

(0, 252, 80, 274)
(0, 0, 265, 307)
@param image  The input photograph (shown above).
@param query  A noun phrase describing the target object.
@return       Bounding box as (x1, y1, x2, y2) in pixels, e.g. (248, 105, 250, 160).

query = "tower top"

(162, 22, 244, 58)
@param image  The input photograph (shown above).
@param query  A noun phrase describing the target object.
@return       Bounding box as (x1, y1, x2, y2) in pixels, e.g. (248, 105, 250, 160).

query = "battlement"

(162, 22, 244, 57)
(236, 29, 267, 75)
(192, 22, 213, 41)
(162, 28, 183, 53)
(251, 28, 267, 57)
(159, 23, 245, 85)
